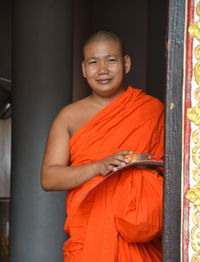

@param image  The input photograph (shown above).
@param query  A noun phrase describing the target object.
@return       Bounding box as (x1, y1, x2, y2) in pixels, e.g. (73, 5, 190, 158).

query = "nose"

(98, 60, 109, 74)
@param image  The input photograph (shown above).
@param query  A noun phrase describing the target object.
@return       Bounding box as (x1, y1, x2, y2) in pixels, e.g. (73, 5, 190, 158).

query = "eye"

(108, 57, 117, 63)
(88, 60, 97, 65)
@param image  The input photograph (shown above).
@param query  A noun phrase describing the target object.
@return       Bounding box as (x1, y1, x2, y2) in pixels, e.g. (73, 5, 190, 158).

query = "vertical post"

(163, 0, 185, 261)
(9, 1, 72, 261)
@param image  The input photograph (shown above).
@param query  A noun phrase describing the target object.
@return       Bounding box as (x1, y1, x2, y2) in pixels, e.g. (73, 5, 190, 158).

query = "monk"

(41, 31, 164, 261)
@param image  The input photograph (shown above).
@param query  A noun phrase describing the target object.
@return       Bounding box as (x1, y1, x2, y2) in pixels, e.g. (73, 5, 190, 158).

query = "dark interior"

(0, 0, 167, 102)
(72, 0, 167, 101)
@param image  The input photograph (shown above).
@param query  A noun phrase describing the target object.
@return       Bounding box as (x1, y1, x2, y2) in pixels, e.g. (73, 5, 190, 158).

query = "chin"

(88, 78, 124, 95)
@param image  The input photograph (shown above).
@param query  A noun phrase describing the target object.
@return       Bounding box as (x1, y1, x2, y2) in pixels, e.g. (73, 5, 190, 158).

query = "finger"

(110, 165, 118, 172)
(110, 158, 127, 167)
(117, 150, 133, 155)
(102, 164, 117, 175)
(113, 152, 132, 163)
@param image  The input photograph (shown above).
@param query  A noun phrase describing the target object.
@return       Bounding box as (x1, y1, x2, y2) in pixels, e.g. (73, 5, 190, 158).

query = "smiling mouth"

(96, 79, 112, 84)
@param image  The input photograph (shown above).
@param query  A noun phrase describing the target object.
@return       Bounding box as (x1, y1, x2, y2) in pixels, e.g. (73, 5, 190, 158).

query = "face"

(82, 40, 131, 97)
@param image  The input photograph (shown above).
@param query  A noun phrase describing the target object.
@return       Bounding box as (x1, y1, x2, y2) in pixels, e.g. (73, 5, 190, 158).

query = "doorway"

(1, 0, 186, 261)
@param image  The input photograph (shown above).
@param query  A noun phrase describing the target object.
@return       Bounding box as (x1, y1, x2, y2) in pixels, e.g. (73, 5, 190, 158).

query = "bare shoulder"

(57, 96, 90, 121)
(54, 96, 92, 136)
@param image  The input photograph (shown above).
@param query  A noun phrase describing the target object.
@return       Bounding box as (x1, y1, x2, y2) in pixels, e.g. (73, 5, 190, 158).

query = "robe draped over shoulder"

(63, 86, 164, 262)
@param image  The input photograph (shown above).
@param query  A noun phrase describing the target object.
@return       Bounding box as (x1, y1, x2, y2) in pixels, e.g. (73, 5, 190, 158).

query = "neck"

(90, 87, 125, 108)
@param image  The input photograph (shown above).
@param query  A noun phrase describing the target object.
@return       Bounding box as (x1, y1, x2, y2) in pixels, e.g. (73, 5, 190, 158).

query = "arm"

(40, 108, 132, 191)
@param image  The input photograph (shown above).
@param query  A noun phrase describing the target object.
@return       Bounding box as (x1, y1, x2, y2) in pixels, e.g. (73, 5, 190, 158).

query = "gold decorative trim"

(194, 45, 200, 60)
(197, 2, 200, 16)
(186, 182, 200, 211)
(194, 63, 200, 85)
(187, 103, 200, 125)
(192, 128, 200, 144)
(192, 143, 200, 167)
(194, 87, 200, 101)
(186, 1, 200, 261)
(193, 167, 200, 182)
(191, 254, 200, 262)
(191, 209, 200, 257)
(188, 19, 200, 41)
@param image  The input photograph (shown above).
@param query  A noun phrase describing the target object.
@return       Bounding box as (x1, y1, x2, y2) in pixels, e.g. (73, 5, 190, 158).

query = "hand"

(95, 150, 133, 176)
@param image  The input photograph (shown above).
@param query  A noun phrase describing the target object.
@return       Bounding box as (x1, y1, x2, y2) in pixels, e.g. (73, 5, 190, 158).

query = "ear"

(82, 61, 86, 78)
(123, 55, 131, 74)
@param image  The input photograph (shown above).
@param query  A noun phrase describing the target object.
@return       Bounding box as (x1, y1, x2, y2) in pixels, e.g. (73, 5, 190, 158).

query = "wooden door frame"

(163, 0, 185, 261)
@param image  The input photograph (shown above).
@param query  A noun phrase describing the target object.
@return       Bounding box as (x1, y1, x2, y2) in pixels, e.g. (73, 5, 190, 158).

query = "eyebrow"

(85, 54, 119, 62)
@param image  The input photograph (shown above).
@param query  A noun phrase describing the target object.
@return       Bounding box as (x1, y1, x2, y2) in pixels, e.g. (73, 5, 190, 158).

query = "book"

(115, 159, 163, 170)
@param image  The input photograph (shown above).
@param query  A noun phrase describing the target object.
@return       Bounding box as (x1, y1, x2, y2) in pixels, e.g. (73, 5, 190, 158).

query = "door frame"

(163, 0, 185, 261)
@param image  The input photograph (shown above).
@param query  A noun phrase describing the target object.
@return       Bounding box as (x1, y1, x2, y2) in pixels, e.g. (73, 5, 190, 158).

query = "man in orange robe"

(41, 31, 164, 262)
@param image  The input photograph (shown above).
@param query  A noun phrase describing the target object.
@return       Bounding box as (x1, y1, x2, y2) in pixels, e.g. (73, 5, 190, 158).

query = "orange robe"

(63, 86, 164, 261)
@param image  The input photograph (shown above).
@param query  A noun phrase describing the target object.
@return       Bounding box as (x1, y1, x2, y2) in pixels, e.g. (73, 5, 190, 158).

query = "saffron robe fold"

(63, 86, 164, 262)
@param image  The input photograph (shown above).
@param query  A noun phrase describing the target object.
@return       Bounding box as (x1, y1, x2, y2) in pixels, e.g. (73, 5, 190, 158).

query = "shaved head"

(83, 31, 124, 58)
